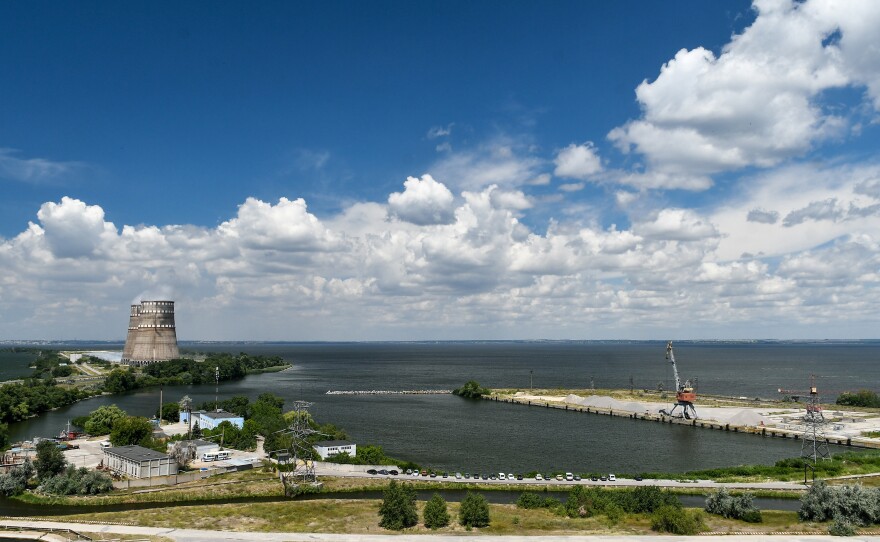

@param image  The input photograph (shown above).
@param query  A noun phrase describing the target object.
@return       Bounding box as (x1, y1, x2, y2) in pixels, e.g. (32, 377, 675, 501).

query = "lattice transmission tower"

(275, 401, 325, 496)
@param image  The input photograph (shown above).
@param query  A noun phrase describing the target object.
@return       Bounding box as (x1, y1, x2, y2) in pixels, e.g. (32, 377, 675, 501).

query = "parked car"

(591, 476, 598, 481)
(481, 474, 489, 480)
(608, 474, 616, 482)
(574, 475, 581, 481)
(430, 472, 437, 478)
(442, 472, 448, 478)
(464, 473, 471, 479)
(535, 473, 543, 480)
(555, 474, 563, 481)
(389, 470, 399, 476)
(455, 472, 462, 479)
(367, 469, 378, 475)
(516, 474, 523, 480)
(635, 476, 643, 481)
(489, 474, 497, 480)
(498, 473, 506, 480)
(378, 469, 388, 475)
(600, 475, 607, 481)
(420, 470, 428, 476)
(565, 472, 574, 481)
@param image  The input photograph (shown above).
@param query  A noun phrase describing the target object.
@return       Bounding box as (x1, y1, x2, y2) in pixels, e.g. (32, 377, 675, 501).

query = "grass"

(35, 499, 840, 536)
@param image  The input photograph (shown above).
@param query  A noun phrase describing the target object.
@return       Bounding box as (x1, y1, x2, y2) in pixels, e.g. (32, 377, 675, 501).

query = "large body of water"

(7, 341, 880, 474)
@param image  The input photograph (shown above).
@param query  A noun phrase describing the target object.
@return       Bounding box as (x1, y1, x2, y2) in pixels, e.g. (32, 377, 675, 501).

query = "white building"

(103, 445, 179, 478)
(313, 440, 356, 459)
(168, 438, 220, 459)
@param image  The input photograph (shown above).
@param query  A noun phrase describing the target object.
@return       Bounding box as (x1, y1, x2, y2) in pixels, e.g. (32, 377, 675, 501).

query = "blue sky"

(2, 0, 880, 340)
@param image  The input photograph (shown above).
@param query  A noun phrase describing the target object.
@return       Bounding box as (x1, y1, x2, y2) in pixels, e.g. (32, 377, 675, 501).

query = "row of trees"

(0, 379, 92, 425)
(72, 404, 163, 450)
(836, 390, 880, 408)
(378, 481, 488, 530)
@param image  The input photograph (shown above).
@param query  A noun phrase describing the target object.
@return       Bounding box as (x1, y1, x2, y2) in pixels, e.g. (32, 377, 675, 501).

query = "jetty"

(325, 389, 451, 395)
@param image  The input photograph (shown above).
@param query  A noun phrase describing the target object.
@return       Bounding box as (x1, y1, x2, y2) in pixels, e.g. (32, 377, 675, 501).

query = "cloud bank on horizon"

(2, 0, 880, 340)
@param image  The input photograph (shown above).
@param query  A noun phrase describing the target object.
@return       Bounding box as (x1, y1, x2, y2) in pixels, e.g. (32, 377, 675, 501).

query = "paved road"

(2, 519, 878, 542)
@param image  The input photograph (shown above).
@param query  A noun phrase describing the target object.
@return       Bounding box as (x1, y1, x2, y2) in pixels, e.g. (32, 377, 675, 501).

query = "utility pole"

(159, 386, 163, 425)
(215, 366, 220, 411)
(530, 370, 533, 392)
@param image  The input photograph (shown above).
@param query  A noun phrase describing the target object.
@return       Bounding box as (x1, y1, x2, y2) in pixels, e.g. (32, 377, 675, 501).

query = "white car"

(455, 472, 462, 479)
(565, 472, 574, 481)
(535, 473, 543, 480)
(498, 473, 506, 480)
(608, 474, 617, 481)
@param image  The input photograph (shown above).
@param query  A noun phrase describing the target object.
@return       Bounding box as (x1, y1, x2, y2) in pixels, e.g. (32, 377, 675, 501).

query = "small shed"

(313, 440, 356, 460)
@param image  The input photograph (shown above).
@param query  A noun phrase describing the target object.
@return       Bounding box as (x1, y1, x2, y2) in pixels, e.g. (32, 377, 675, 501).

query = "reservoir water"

(7, 341, 880, 474)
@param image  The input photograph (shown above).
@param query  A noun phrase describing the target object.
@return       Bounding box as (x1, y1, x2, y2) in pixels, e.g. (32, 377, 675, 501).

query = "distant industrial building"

(180, 409, 245, 431)
(121, 300, 179, 365)
(103, 445, 179, 478)
(313, 440, 356, 459)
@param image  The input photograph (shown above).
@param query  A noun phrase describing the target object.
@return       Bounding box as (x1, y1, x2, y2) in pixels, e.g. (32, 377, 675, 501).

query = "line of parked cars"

(365, 468, 636, 482)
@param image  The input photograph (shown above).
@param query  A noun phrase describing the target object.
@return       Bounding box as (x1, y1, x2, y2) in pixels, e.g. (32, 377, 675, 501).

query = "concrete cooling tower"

(121, 300, 180, 365)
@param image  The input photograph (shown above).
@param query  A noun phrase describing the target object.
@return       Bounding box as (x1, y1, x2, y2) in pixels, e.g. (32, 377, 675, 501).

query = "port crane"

(659, 341, 698, 419)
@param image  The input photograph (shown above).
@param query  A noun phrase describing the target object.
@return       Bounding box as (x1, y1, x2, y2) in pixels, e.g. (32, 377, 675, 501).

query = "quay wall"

(484, 395, 880, 451)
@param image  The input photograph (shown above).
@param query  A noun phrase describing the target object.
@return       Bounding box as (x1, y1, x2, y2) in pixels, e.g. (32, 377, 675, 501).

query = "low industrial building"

(313, 440, 356, 459)
(103, 445, 179, 478)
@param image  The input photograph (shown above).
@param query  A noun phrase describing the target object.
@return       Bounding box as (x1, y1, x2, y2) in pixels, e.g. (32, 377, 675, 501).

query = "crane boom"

(666, 341, 681, 392)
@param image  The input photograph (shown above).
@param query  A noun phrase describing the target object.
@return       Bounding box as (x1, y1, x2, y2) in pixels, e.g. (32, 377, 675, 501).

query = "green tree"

(51, 365, 73, 377)
(459, 491, 490, 528)
(0, 422, 8, 449)
(423, 493, 450, 529)
(156, 401, 180, 422)
(34, 440, 66, 480)
(84, 405, 127, 435)
(110, 416, 154, 446)
(378, 480, 418, 530)
(104, 368, 138, 393)
(452, 380, 490, 399)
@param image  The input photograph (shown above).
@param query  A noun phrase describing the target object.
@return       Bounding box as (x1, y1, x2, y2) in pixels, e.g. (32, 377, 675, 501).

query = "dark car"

(516, 474, 523, 480)
(591, 476, 599, 481)
(489, 474, 497, 480)
(574, 475, 581, 481)
(367, 469, 378, 475)
(600, 476, 607, 481)
(430, 472, 437, 478)
(464, 473, 471, 479)
(378, 469, 389, 475)
(635, 476, 643, 481)
(481, 474, 489, 480)
(442, 472, 448, 478)
(389, 470, 399, 476)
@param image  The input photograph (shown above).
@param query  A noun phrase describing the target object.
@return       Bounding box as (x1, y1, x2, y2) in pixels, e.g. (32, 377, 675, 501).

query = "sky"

(1, 0, 880, 341)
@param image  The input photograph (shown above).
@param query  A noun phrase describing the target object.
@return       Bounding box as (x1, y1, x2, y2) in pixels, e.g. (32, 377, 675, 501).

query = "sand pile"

(725, 409, 768, 427)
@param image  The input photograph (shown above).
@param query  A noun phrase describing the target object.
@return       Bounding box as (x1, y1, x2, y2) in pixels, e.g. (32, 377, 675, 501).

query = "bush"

(651, 505, 704, 535)
(459, 492, 490, 527)
(517, 492, 544, 509)
(829, 515, 858, 536)
(836, 390, 880, 408)
(800, 481, 880, 525)
(452, 380, 490, 399)
(0, 460, 33, 496)
(423, 493, 450, 529)
(378, 480, 417, 530)
(705, 488, 762, 523)
(38, 465, 113, 496)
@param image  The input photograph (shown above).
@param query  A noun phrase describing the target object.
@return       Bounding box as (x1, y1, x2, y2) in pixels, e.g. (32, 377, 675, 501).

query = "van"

(217, 451, 231, 461)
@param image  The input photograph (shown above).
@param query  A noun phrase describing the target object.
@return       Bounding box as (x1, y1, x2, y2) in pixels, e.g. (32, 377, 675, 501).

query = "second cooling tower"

(121, 300, 180, 365)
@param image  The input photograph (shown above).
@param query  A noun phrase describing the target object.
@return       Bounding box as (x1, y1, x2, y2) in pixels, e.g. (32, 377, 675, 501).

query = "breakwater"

(325, 389, 451, 395)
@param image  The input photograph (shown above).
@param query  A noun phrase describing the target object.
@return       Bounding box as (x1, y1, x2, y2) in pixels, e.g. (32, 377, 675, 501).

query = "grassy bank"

(33, 499, 832, 535)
